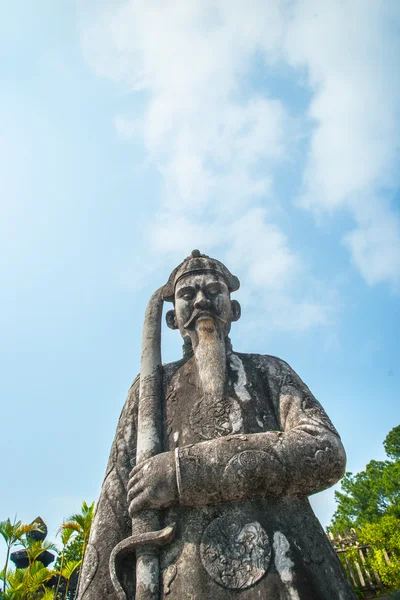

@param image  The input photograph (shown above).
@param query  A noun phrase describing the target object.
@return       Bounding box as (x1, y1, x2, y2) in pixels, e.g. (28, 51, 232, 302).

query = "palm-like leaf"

(41, 589, 57, 600)
(61, 501, 95, 558)
(0, 518, 37, 592)
(21, 540, 58, 564)
(54, 519, 84, 599)
(60, 522, 81, 535)
(0, 519, 36, 547)
(5, 563, 55, 600)
(60, 501, 94, 595)
(59, 526, 75, 548)
(59, 558, 81, 580)
(25, 560, 54, 587)
(0, 518, 22, 545)
(0, 567, 14, 591)
(6, 567, 25, 588)
(62, 501, 95, 537)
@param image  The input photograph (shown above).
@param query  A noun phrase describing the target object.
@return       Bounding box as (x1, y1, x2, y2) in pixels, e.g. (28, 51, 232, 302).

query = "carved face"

(169, 272, 240, 344)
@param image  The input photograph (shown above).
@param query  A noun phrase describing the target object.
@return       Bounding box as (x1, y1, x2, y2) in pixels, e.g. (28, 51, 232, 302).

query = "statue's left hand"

(127, 451, 179, 517)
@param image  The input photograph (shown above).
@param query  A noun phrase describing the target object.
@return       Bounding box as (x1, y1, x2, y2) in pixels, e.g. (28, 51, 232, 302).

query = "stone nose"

(194, 291, 210, 310)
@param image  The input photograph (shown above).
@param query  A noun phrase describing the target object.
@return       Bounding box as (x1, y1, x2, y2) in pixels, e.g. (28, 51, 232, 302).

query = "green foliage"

(10, 562, 54, 598)
(61, 501, 95, 549)
(0, 519, 36, 593)
(1, 547, 56, 600)
(22, 540, 58, 561)
(330, 426, 400, 533)
(384, 425, 400, 461)
(58, 501, 94, 562)
(62, 537, 84, 566)
(58, 560, 81, 582)
(56, 560, 81, 598)
(0, 501, 94, 600)
(40, 591, 56, 600)
(0, 519, 36, 550)
(330, 460, 392, 531)
(329, 425, 400, 595)
(358, 515, 400, 589)
(54, 501, 95, 599)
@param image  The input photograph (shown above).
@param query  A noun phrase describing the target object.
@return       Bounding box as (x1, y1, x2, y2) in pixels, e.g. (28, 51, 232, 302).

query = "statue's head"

(163, 250, 241, 349)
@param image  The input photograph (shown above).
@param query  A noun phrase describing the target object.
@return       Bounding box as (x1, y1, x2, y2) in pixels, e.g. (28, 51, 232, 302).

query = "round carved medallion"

(189, 395, 244, 440)
(200, 515, 271, 589)
(221, 450, 273, 498)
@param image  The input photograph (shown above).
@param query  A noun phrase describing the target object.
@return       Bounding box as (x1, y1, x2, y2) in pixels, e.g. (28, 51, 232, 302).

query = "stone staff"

(109, 287, 175, 600)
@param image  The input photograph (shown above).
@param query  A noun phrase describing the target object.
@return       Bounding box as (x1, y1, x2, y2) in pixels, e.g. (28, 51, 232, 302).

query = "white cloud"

(284, 0, 400, 288)
(344, 199, 400, 288)
(79, 0, 289, 223)
(79, 0, 400, 328)
(227, 208, 300, 292)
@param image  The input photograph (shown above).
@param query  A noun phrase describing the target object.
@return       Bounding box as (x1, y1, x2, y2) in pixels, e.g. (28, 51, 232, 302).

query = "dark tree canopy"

(384, 424, 400, 461)
(330, 425, 400, 532)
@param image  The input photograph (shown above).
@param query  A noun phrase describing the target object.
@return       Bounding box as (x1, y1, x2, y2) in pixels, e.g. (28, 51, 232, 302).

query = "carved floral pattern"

(189, 395, 244, 440)
(200, 515, 271, 589)
(223, 450, 269, 480)
(305, 446, 344, 484)
(221, 449, 283, 500)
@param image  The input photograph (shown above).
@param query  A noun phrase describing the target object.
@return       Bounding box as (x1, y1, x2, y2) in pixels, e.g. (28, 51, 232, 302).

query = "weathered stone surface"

(77, 251, 357, 600)
(200, 513, 271, 589)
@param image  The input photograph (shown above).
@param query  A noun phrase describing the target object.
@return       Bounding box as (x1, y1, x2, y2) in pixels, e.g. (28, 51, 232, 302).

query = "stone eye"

(182, 290, 194, 300)
(207, 287, 219, 297)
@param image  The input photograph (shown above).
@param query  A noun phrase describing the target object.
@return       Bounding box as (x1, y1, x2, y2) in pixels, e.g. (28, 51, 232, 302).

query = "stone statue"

(77, 251, 356, 600)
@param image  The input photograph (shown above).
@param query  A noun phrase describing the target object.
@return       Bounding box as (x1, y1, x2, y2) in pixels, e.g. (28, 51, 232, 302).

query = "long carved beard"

(194, 318, 227, 398)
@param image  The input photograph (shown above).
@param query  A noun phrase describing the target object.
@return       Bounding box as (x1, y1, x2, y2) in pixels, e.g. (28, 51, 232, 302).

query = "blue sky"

(1, 0, 399, 562)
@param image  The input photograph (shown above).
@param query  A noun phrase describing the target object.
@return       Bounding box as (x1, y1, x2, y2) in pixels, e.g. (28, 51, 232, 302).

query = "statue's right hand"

(127, 452, 178, 517)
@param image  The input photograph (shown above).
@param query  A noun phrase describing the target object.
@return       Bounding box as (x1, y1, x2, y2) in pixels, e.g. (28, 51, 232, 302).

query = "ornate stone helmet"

(162, 250, 240, 303)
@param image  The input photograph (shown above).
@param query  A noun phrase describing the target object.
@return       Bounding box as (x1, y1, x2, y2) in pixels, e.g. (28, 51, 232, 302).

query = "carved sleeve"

(76, 377, 139, 600)
(175, 360, 346, 507)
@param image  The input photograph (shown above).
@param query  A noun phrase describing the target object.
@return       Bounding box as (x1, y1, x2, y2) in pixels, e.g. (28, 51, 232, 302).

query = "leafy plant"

(358, 515, 400, 589)
(61, 501, 94, 561)
(329, 425, 400, 594)
(57, 560, 81, 598)
(53, 527, 78, 599)
(0, 503, 94, 599)
(60, 500, 94, 594)
(52, 501, 94, 598)
(3, 560, 55, 600)
(0, 519, 36, 592)
(330, 426, 400, 533)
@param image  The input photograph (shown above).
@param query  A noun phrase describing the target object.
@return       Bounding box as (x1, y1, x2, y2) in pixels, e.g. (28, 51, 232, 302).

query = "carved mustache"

(184, 309, 227, 330)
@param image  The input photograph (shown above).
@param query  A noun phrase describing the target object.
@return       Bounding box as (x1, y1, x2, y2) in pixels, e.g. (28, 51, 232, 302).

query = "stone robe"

(77, 352, 356, 600)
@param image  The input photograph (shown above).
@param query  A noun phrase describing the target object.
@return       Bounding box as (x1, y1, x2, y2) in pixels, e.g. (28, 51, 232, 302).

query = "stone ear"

(166, 309, 178, 330)
(231, 300, 241, 322)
